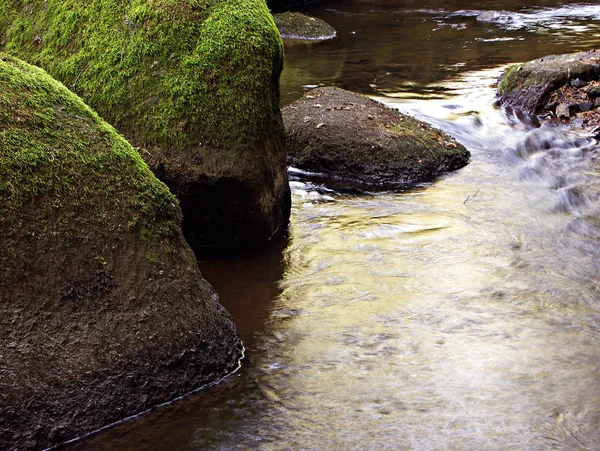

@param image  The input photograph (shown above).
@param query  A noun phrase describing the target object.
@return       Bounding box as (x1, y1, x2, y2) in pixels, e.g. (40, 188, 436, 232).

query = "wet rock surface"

(273, 12, 337, 43)
(477, 10, 514, 24)
(283, 87, 470, 188)
(497, 50, 600, 135)
(0, 55, 243, 450)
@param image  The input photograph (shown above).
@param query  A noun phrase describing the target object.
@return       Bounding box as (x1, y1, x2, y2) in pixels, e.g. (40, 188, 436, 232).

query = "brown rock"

(283, 87, 470, 188)
(556, 103, 573, 118)
(0, 55, 243, 450)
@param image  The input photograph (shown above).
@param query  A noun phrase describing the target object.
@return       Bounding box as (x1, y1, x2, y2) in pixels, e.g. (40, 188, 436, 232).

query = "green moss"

(0, 0, 284, 167)
(0, 53, 181, 243)
(387, 119, 451, 160)
(498, 64, 532, 95)
(497, 63, 550, 96)
(498, 64, 523, 95)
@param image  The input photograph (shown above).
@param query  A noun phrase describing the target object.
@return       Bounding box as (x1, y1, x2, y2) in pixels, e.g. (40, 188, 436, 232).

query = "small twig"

(463, 188, 480, 204)
(72, 61, 90, 92)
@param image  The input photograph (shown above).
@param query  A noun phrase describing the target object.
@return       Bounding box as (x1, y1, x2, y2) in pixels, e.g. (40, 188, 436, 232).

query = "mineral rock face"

(497, 50, 600, 133)
(273, 12, 337, 43)
(283, 87, 470, 188)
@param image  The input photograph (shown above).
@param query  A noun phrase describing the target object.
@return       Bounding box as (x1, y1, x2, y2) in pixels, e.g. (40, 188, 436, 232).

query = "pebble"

(578, 101, 594, 113)
(556, 103, 572, 118)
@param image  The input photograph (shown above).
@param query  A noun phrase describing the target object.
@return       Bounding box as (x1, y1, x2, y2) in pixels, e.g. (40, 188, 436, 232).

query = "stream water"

(75, 1, 600, 449)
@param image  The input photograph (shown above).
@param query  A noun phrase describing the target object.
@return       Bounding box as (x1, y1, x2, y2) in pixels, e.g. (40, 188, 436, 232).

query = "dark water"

(280, 0, 600, 104)
(74, 1, 600, 449)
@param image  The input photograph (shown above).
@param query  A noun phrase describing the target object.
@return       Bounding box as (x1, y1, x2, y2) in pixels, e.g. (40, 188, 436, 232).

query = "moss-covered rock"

(0, 0, 290, 249)
(283, 87, 470, 188)
(0, 54, 243, 450)
(273, 12, 336, 43)
(497, 50, 600, 114)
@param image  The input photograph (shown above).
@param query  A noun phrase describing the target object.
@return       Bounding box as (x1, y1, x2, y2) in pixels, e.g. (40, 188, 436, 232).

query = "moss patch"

(0, 0, 291, 248)
(0, 0, 284, 176)
(0, 52, 180, 243)
(273, 12, 336, 42)
(497, 63, 524, 95)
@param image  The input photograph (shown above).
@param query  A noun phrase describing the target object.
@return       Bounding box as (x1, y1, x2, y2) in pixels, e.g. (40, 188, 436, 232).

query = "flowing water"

(75, 1, 600, 449)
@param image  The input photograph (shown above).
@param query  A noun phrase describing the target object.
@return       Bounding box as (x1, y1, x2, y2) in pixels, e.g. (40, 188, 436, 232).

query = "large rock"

(0, 0, 290, 249)
(497, 50, 600, 114)
(0, 54, 243, 450)
(283, 87, 470, 187)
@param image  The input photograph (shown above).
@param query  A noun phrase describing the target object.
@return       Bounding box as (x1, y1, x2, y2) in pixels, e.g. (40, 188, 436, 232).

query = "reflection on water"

(281, 0, 600, 104)
(75, 1, 600, 450)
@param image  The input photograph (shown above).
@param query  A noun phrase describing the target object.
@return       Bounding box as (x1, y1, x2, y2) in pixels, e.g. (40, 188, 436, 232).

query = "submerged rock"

(0, 54, 243, 450)
(477, 11, 514, 24)
(273, 12, 336, 43)
(283, 87, 470, 188)
(0, 0, 290, 249)
(497, 50, 600, 132)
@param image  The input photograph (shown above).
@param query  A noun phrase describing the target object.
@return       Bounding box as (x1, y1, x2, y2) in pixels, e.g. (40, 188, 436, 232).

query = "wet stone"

(273, 12, 337, 43)
(556, 103, 574, 118)
(477, 11, 514, 24)
(498, 50, 600, 134)
(586, 85, 600, 97)
(283, 87, 470, 188)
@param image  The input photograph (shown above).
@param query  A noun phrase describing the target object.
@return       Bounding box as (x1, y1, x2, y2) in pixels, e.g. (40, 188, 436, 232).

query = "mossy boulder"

(0, 0, 290, 249)
(273, 12, 336, 43)
(497, 50, 600, 114)
(0, 54, 243, 450)
(283, 87, 470, 188)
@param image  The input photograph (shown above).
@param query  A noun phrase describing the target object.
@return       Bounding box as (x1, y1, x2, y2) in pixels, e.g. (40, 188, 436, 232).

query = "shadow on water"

(193, 235, 289, 348)
(68, 237, 290, 450)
